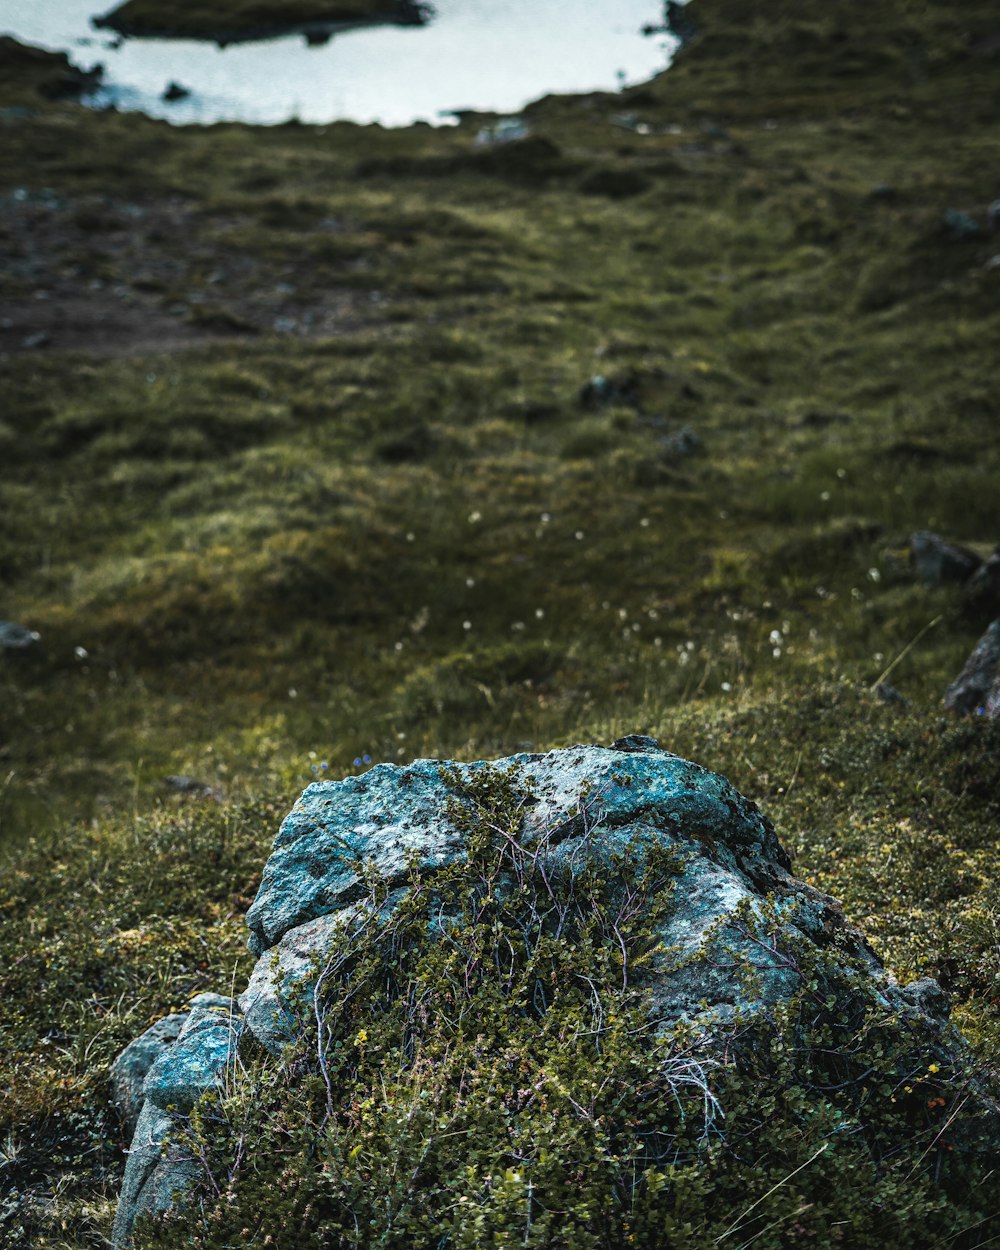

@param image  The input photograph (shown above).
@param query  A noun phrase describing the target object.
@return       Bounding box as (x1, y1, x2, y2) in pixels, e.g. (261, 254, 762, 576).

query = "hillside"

(0, 0, 998, 1244)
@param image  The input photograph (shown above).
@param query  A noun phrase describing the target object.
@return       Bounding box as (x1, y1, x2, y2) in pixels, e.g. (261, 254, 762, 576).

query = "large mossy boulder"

(112, 739, 998, 1247)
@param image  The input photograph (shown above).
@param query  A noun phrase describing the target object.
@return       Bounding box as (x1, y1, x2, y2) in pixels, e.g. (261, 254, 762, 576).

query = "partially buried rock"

(0, 620, 40, 649)
(964, 548, 1000, 612)
(910, 529, 982, 585)
(110, 1011, 187, 1137)
(111, 740, 998, 1242)
(944, 620, 1000, 713)
(111, 994, 242, 1249)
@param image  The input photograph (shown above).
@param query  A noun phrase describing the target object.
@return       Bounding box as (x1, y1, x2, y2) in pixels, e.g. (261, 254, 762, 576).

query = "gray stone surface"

(245, 743, 794, 958)
(242, 893, 406, 1052)
(944, 620, 1000, 713)
(239, 741, 893, 1051)
(984, 675, 1000, 720)
(111, 994, 241, 1248)
(110, 1012, 186, 1137)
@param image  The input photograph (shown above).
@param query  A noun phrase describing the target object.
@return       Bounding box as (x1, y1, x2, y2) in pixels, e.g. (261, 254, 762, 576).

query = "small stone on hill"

(0, 620, 40, 649)
(910, 530, 981, 585)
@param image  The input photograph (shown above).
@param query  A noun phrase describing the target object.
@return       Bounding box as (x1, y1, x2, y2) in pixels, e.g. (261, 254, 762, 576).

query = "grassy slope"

(0, 0, 999, 1243)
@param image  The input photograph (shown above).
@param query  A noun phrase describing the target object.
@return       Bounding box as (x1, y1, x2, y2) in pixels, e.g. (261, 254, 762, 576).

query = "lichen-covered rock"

(239, 739, 900, 1055)
(115, 738, 994, 1241)
(111, 993, 242, 1248)
(245, 739, 794, 958)
(110, 1011, 187, 1136)
(944, 620, 1000, 713)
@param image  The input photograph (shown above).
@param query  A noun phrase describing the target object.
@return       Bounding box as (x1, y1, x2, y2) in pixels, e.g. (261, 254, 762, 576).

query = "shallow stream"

(1, 0, 676, 126)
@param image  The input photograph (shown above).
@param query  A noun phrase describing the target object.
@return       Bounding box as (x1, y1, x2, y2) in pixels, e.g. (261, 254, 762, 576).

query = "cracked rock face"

(112, 738, 983, 1243)
(239, 741, 883, 1052)
(245, 741, 793, 957)
(110, 994, 242, 1249)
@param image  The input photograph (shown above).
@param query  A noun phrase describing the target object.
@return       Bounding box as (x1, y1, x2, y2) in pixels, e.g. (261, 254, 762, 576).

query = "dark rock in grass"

(944, 620, 1000, 714)
(161, 80, 190, 103)
(579, 373, 631, 410)
(910, 529, 982, 585)
(111, 994, 242, 1249)
(0, 620, 40, 649)
(578, 166, 652, 199)
(942, 209, 985, 241)
(659, 423, 701, 459)
(963, 549, 1000, 612)
(164, 774, 223, 801)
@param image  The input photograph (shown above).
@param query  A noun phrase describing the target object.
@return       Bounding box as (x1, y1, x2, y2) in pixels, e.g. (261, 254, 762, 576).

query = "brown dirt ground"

(0, 187, 392, 360)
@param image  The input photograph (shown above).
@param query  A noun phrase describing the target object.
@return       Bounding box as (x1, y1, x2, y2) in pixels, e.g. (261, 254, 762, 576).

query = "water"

(0, 0, 677, 127)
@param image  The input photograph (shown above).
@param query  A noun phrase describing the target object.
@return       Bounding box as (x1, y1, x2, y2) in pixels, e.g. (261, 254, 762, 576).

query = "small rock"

(164, 775, 222, 801)
(474, 117, 529, 148)
(110, 1012, 187, 1136)
(610, 733, 661, 753)
(944, 620, 1000, 714)
(942, 209, 984, 241)
(659, 425, 701, 459)
(0, 620, 40, 649)
(161, 81, 190, 103)
(110, 994, 242, 1249)
(579, 374, 629, 409)
(963, 549, 1000, 612)
(910, 530, 981, 585)
(873, 681, 909, 707)
(21, 330, 50, 350)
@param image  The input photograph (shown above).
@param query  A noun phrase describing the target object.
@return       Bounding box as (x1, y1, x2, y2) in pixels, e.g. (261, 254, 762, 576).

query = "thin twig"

(869, 614, 943, 692)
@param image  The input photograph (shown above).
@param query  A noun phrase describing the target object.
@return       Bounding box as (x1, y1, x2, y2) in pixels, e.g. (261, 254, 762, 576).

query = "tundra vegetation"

(0, 0, 998, 1245)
